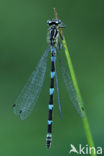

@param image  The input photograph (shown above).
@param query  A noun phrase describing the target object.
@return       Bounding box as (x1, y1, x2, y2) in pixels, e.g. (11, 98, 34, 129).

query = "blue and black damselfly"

(13, 19, 84, 149)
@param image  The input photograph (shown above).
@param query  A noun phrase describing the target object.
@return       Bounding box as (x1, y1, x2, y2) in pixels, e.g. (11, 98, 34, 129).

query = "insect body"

(46, 19, 66, 148)
(13, 19, 83, 149)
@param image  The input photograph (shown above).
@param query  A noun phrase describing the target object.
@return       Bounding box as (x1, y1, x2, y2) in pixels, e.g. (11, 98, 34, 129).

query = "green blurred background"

(0, 0, 104, 155)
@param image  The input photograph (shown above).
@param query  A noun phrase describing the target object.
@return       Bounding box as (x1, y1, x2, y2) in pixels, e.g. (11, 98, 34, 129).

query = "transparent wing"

(55, 60, 63, 119)
(13, 48, 49, 120)
(57, 51, 85, 118)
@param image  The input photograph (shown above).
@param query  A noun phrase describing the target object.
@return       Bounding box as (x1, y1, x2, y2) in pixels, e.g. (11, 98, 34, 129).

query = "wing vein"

(13, 48, 49, 120)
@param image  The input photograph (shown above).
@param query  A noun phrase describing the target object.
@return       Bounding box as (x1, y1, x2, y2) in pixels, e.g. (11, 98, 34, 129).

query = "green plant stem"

(53, 8, 96, 156)
(82, 117, 95, 148)
(62, 36, 96, 156)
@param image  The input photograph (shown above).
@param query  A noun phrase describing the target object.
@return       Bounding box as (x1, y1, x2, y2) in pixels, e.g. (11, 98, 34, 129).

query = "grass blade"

(54, 8, 96, 156)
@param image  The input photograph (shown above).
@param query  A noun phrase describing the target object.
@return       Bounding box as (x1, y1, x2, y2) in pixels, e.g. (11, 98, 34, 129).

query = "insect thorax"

(47, 25, 59, 48)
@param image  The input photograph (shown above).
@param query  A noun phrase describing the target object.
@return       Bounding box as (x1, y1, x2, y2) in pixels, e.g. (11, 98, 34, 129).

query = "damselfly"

(13, 19, 84, 149)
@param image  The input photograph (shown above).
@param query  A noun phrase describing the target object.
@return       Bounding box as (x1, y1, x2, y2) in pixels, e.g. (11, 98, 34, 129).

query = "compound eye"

(55, 20, 59, 24)
(47, 20, 52, 25)
(58, 20, 61, 24)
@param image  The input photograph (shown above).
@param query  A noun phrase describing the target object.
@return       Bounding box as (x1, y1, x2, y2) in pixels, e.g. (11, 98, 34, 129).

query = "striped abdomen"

(46, 47, 56, 149)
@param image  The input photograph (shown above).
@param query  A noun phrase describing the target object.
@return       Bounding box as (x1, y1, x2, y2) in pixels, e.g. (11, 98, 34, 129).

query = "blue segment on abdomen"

(49, 105, 53, 110)
(51, 72, 55, 78)
(51, 56, 55, 62)
(48, 120, 52, 125)
(51, 47, 55, 53)
(50, 88, 54, 95)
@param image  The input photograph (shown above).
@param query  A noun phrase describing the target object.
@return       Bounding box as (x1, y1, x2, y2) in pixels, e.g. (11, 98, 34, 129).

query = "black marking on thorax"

(49, 26, 58, 45)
